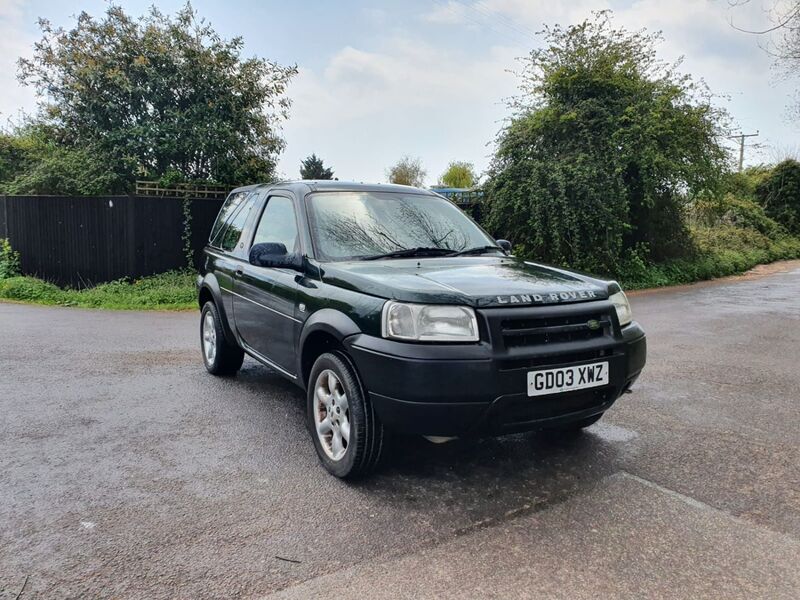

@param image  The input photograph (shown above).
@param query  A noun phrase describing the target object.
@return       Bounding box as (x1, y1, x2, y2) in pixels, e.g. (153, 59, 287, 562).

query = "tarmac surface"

(1, 264, 799, 599)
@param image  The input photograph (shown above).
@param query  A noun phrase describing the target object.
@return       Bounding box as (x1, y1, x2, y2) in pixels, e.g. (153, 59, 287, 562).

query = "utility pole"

(730, 131, 759, 172)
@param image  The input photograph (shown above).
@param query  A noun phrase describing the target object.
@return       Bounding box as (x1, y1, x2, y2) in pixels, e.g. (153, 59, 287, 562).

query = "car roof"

(229, 180, 439, 197)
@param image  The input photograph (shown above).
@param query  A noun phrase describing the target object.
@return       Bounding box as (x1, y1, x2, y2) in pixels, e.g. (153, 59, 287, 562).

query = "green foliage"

(439, 161, 476, 188)
(0, 239, 21, 279)
(617, 227, 800, 289)
(1, 126, 128, 194)
(300, 154, 334, 180)
(756, 159, 800, 234)
(387, 155, 427, 187)
(181, 197, 194, 269)
(721, 165, 771, 200)
(689, 193, 785, 238)
(617, 185, 800, 289)
(0, 133, 35, 185)
(17, 3, 297, 191)
(486, 13, 728, 274)
(0, 270, 196, 309)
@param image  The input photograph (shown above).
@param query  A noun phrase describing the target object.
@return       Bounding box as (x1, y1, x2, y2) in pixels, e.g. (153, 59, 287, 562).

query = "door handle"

(234, 268, 244, 277)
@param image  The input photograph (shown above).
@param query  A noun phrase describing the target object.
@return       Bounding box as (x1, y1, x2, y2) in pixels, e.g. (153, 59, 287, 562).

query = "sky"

(0, 0, 797, 185)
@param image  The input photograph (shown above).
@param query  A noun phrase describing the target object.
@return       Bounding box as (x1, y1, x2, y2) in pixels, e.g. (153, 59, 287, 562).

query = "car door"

(207, 190, 259, 318)
(232, 193, 302, 376)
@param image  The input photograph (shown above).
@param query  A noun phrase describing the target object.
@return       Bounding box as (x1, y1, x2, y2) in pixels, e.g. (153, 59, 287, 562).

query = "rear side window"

(209, 191, 247, 245)
(210, 191, 258, 251)
(218, 198, 255, 251)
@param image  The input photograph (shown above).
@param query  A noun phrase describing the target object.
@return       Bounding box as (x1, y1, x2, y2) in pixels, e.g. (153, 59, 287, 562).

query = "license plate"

(527, 361, 609, 397)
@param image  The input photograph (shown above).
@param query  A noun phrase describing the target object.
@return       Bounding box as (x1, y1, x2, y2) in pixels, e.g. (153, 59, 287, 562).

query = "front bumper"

(345, 312, 646, 437)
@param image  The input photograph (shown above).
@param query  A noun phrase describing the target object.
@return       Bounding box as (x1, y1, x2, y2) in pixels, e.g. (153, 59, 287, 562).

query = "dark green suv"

(197, 181, 646, 478)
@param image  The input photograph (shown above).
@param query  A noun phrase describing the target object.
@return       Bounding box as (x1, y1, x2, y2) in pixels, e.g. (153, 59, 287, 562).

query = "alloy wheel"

(314, 369, 351, 460)
(202, 312, 217, 364)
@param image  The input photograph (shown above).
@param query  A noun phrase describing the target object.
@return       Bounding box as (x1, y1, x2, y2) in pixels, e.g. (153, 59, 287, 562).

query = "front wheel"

(201, 301, 244, 376)
(307, 352, 385, 478)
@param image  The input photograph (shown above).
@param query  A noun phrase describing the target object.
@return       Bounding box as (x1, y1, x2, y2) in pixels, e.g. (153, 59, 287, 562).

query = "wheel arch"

(298, 309, 362, 388)
(198, 273, 236, 344)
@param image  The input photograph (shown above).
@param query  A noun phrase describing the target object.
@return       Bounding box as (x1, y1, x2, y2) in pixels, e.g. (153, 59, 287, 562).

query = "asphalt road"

(1, 264, 799, 599)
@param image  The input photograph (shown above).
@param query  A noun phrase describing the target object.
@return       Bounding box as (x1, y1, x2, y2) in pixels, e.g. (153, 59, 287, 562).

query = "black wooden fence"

(0, 195, 224, 287)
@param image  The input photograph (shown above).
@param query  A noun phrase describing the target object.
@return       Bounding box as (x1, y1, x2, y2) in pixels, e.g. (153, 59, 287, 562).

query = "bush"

(617, 225, 800, 289)
(0, 238, 21, 279)
(2, 142, 129, 195)
(0, 270, 196, 310)
(689, 193, 785, 238)
(616, 182, 800, 289)
(0, 276, 65, 302)
(756, 159, 800, 235)
(485, 14, 727, 274)
(721, 166, 771, 200)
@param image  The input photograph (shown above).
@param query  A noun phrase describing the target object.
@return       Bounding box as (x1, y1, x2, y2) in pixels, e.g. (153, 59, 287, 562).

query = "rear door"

(232, 193, 302, 376)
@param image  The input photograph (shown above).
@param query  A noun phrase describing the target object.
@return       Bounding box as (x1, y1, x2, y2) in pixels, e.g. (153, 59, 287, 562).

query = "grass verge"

(0, 270, 196, 310)
(618, 227, 800, 290)
(2, 229, 799, 310)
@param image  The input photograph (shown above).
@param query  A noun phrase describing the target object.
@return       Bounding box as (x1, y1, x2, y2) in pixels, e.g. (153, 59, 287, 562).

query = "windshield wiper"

(361, 247, 457, 261)
(449, 245, 504, 257)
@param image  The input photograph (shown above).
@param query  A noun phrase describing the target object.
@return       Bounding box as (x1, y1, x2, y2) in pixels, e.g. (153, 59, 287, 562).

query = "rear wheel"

(201, 301, 244, 376)
(307, 352, 385, 478)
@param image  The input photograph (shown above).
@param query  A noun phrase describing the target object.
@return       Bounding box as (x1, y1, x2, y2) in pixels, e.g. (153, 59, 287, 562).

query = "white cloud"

(362, 7, 389, 26)
(278, 38, 520, 184)
(422, 1, 470, 25)
(420, 0, 611, 35)
(415, 0, 799, 165)
(0, 0, 37, 126)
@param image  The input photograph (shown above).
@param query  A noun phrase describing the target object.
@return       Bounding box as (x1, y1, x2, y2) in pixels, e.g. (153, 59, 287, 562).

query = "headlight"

(381, 301, 479, 342)
(609, 290, 632, 326)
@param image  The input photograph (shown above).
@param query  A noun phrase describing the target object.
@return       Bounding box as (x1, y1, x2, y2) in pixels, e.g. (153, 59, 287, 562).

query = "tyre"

(201, 301, 244, 376)
(307, 351, 385, 478)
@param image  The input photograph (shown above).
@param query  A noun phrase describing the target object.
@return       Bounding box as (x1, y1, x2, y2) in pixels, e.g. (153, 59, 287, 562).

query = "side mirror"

(496, 239, 512, 253)
(249, 242, 304, 271)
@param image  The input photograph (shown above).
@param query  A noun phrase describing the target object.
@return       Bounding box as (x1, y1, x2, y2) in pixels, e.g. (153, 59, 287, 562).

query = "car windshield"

(306, 191, 499, 261)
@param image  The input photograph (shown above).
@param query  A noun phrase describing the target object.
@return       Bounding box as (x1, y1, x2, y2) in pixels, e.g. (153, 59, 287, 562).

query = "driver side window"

(253, 196, 300, 253)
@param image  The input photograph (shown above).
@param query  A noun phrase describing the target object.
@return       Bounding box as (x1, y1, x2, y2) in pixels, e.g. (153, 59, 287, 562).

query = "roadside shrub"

(2, 139, 128, 195)
(721, 166, 771, 200)
(618, 225, 800, 289)
(0, 238, 21, 279)
(0, 270, 196, 310)
(0, 276, 66, 303)
(486, 14, 727, 274)
(689, 194, 785, 238)
(756, 159, 800, 234)
(77, 270, 197, 309)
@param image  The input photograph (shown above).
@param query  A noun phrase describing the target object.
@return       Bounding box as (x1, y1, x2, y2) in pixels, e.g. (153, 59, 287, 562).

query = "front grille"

(497, 348, 615, 372)
(500, 312, 610, 349)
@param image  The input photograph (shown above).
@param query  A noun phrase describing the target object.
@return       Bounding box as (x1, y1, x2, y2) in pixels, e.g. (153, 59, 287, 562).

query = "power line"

(432, 0, 536, 46)
(728, 131, 759, 172)
(455, 0, 539, 41)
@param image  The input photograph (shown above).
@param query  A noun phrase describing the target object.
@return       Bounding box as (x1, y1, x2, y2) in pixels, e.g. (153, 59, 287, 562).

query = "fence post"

(126, 195, 137, 279)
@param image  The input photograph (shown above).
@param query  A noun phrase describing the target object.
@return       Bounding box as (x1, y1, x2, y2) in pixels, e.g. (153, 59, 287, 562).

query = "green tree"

(756, 159, 800, 234)
(1, 123, 127, 195)
(300, 153, 334, 179)
(486, 13, 728, 273)
(439, 161, 476, 188)
(17, 3, 297, 191)
(387, 155, 426, 187)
